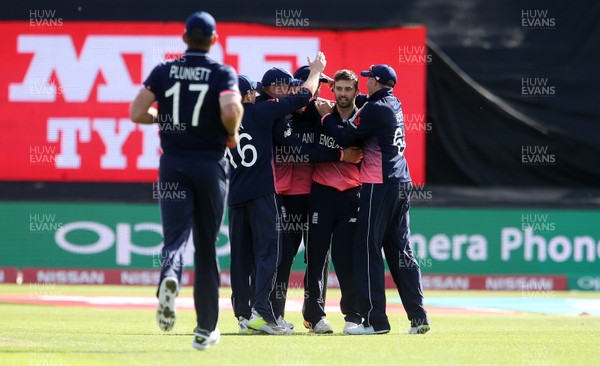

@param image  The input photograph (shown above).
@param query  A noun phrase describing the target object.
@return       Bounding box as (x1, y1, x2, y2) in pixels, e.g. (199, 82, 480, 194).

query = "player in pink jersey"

(303, 69, 364, 333)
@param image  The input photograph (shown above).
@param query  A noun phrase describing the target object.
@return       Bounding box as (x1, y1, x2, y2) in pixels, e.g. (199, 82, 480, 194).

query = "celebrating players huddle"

(130, 11, 429, 351)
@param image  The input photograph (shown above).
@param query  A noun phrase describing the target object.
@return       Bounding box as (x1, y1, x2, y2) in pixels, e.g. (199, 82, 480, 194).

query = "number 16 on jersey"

(226, 132, 257, 168)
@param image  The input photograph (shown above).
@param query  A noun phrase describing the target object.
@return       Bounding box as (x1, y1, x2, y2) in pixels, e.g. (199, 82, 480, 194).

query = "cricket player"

(321, 64, 430, 335)
(303, 69, 364, 334)
(269, 65, 331, 325)
(226, 58, 328, 335)
(129, 11, 243, 349)
(230, 66, 361, 334)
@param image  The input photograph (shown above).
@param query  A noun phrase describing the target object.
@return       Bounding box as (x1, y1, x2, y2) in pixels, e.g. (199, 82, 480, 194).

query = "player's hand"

(149, 107, 159, 123)
(307, 51, 326, 74)
(322, 74, 335, 89)
(226, 131, 239, 148)
(342, 146, 363, 163)
(315, 99, 334, 116)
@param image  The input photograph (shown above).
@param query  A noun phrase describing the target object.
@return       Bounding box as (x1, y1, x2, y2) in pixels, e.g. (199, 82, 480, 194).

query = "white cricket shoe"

(276, 316, 295, 334)
(247, 310, 287, 335)
(408, 324, 431, 334)
(309, 318, 333, 334)
(192, 328, 220, 350)
(156, 277, 178, 331)
(238, 316, 252, 334)
(343, 321, 361, 334)
(238, 316, 265, 335)
(344, 324, 389, 335)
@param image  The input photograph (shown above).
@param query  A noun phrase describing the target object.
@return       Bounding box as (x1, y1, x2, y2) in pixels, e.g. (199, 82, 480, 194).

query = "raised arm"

(302, 51, 327, 95)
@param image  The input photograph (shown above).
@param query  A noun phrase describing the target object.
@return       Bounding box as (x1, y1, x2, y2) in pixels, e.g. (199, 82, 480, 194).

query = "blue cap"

(293, 65, 328, 83)
(261, 67, 303, 87)
(238, 75, 262, 95)
(360, 64, 397, 87)
(185, 11, 216, 38)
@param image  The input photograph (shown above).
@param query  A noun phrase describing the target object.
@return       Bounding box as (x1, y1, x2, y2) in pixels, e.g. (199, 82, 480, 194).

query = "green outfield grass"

(1, 285, 599, 365)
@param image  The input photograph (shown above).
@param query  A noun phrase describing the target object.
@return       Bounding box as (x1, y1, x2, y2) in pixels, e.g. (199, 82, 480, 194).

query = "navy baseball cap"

(238, 75, 262, 95)
(261, 67, 303, 86)
(293, 65, 329, 83)
(360, 64, 397, 87)
(185, 11, 216, 38)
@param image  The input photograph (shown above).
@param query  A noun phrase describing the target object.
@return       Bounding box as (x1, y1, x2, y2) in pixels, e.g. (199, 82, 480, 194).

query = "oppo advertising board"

(0, 22, 427, 183)
(2, 202, 599, 290)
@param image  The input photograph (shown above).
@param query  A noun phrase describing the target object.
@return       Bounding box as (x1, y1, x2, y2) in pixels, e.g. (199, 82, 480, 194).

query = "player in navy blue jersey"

(230, 68, 360, 333)
(130, 11, 243, 350)
(258, 67, 362, 329)
(320, 64, 430, 335)
(268, 65, 330, 327)
(226, 53, 332, 335)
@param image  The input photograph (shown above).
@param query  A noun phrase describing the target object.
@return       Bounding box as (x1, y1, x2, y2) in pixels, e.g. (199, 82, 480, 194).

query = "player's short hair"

(333, 69, 359, 90)
(381, 79, 395, 88)
(187, 29, 213, 50)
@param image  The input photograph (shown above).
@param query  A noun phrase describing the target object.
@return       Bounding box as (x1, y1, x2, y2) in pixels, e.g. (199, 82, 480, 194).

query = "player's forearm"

(281, 88, 312, 115)
(305, 145, 341, 163)
(130, 106, 157, 124)
(356, 94, 369, 108)
(302, 71, 321, 97)
(220, 103, 243, 134)
(302, 51, 326, 97)
(322, 114, 350, 148)
(275, 131, 340, 163)
(130, 88, 158, 124)
(219, 92, 243, 134)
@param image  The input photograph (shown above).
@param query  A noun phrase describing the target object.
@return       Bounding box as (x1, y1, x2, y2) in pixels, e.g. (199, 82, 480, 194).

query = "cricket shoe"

(308, 318, 333, 334)
(276, 316, 295, 335)
(342, 321, 361, 334)
(192, 328, 220, 350)
(408, 324, 430, 334)
(344, 324, 389, 335)
(247, 310, 287, 335)
(156, 277, 178, 331)
(239, 316, 265, 335)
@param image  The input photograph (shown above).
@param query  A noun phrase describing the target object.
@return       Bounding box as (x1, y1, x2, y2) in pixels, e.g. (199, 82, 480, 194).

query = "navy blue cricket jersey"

(271, 100, 341, 164)
(324, 88, 411, 183)
(291, 101, 320, 145)
(143, 49, 238, 159)
(226, 88, 314, 206)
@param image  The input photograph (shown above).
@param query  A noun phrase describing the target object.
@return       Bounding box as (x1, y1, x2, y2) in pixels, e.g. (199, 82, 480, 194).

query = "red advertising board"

(0, 22, 426, 183)
(20, 268, 567, 291)
(0, 267, 19, 284)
